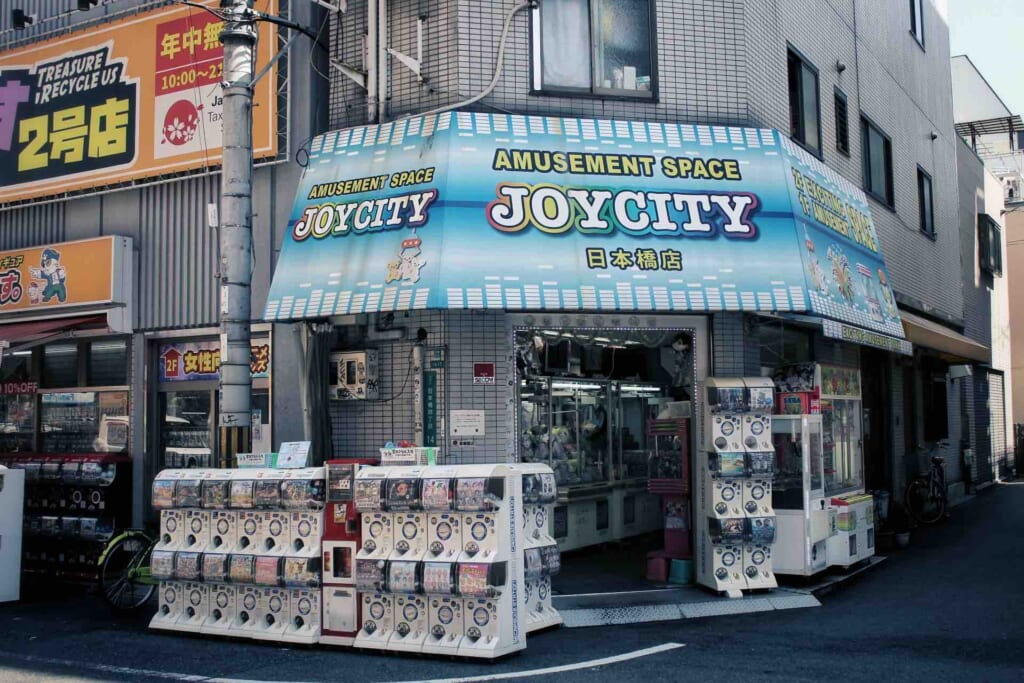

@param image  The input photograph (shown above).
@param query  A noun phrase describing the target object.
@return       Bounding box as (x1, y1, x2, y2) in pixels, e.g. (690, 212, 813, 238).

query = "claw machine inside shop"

(155, 338, 272, 473)
(770, 363, 874, 575)
(515, 325, 700, 552)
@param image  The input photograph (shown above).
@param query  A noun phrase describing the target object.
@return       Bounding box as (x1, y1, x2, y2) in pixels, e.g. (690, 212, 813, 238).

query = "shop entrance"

(512, 316, 709, 591)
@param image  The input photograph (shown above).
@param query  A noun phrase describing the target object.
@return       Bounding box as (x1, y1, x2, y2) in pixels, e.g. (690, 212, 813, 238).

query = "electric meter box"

(329, 351, 379, 401)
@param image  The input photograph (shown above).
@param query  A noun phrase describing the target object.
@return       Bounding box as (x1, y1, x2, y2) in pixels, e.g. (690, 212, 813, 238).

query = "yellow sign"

(0, 1, 278, 204)
(0, 237, 125, 314)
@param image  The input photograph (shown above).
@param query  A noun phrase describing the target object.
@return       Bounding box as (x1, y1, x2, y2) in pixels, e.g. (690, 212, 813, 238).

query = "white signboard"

(450, 410, 485, 437)
(277, 441, 312, 468)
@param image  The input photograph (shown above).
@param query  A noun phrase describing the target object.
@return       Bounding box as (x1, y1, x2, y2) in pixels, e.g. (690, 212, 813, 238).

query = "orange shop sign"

(0, 237, 130, 315)
(0, 0, 278, 205)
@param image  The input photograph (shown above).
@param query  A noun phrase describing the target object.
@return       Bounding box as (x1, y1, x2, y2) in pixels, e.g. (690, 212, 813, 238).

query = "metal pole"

(218, 0, 256, 466)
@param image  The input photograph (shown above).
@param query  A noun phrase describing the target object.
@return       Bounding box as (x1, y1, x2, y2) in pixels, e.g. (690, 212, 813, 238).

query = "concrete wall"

(1009, 211, 1024, 425)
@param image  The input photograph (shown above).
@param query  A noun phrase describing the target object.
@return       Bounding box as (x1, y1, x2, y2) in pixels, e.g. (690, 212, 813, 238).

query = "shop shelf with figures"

(0, 453, 131, 583)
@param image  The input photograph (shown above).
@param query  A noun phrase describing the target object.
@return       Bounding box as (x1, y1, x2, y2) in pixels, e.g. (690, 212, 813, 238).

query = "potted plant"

(888, 501, 912, 548)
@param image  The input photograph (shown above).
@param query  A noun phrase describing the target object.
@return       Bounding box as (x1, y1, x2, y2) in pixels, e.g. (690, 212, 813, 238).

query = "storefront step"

(551, 586, 820, 628)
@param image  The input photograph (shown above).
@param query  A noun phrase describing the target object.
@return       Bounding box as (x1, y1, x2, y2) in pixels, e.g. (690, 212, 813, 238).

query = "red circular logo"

(162, 100, 200, 145)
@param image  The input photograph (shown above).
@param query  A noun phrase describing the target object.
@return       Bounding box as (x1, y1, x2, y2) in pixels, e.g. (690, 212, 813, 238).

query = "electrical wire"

(376, 346, 420, 403)
(409, 0, 534, 119)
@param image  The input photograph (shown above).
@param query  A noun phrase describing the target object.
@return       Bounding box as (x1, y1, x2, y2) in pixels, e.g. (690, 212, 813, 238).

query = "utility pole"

(218, 0, 256, 467)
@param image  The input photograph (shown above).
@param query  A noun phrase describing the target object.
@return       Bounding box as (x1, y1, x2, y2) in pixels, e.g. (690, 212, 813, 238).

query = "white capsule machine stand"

(740, 378, 778, 591)
(697, 378, 750, 598)
(510, 463, 562, 633)
(0, 466, 25, 603)
(353, 467, 394, 650)
(453, 464, 526, 659)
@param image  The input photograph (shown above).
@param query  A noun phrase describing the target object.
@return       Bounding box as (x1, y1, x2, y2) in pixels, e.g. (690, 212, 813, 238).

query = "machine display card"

(152, 480, 176, 509)
(355, 479, 384, 512)
(750, 516, 776, 544)
(61, 461, 82, 483)
(327, 464, 355, 502)
(713, 517, 748, 544)
(540, 544, 561, 576)
(386, 478, 422, 510)
(422, 563, 454, 595)
(421, 478, 452, 511)
(175, 551, 201, 580)
(254, 480, 282, 509)
(283, 557, 318, 587)
(747, 387, 774, 413)
(457, 563, 489, 597)
(356, 559, 386, 591)
(388, 561, 419, 593)
(718, 453, 747, 478)
(455, 478, 486, 511)
(229, 555, 255, 583)
(202, 480, 230, 509)
(175, 480, 202, 508)
(710, 387, 746, 412)
(280, 480, 312, 509)
(229, 480, 256, 509)
(747, 452, 775, 477)
(255, 556, 281, 586)
(202, 553, 229, 582)
(151, 550, 175, 580)
(525, 548, 544, 581)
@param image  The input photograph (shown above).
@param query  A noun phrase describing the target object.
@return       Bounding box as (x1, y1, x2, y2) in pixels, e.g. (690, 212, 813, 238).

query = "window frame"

(834, 87, 850, 157)
(786, 45, 822, 158)
(917, 166, 935, 239)
(860, 115, 895, 209)
(529, 0, 660, 102)
(978, 213, 1004, 277)
(909, 0, 926, 49)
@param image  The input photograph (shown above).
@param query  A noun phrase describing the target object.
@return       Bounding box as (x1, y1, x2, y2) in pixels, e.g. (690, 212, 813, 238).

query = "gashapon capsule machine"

(352, 465, 394, 649)
(740, 378, 777, 590)
(320, 458, 377, 647)
(697, 378, 778, 597)
(511, 463, 561, 632)
(453, 465, 526, 659)
(419, 466, 462, 655)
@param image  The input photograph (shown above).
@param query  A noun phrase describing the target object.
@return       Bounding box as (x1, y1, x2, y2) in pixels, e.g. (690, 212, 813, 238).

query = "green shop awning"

(265, 112, 905, 340)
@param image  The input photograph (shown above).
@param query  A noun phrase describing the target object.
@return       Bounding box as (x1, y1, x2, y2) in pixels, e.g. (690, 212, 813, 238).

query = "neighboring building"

(952, 54, 1017, 481)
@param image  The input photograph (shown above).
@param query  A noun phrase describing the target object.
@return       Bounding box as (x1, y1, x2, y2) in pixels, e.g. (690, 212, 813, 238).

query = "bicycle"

(904, 442, 949, 525)
(97, 528, 158, 612)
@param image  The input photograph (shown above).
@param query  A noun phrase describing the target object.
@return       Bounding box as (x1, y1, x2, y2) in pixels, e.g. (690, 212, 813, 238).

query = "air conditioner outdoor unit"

(329, 350, 379, 400)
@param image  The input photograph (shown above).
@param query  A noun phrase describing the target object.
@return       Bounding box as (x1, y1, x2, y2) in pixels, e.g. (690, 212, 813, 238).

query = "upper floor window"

(918, 167, 935, 238)
(978, 213, 1003, 276)
(531, 0, 655, 99)
(861, 117, 894, 207)
(835, 88, 850, 156)
(787, 48, 821, 155)
(910, 0, 925, 47)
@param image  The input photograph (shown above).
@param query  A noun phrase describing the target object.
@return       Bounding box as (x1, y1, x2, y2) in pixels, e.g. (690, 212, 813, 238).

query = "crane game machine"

(321, 458, 377, 647)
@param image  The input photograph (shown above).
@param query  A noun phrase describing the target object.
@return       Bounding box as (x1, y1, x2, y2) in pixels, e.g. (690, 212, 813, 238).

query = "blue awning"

(265, 112, 904, 340)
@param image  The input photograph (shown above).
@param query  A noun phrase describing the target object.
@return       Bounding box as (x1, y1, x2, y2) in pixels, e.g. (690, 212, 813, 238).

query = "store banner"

(265, 113, 903, 337)
(0, 0, 278, 204)
(0, 236, 130, 315)
(159, 339, 271, 382)
(822, 318, 912, 356)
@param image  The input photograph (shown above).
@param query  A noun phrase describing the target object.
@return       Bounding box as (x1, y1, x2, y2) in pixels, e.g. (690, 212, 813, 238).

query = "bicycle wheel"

(99, 533, 156, 612)
(905, 478, 945, 525)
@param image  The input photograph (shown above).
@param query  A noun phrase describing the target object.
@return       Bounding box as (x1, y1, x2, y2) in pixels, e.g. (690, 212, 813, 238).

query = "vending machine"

(697, 378, 778, 597)
(320, 458, 376, 647)
(0, 467, 25, 602)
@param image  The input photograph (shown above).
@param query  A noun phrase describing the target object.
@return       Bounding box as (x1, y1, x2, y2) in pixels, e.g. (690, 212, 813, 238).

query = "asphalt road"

(2, 482, 1022, 683)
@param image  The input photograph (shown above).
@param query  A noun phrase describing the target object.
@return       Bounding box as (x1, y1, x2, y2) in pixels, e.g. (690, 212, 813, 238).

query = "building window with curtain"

(787, 47, 821, 156)
(861, 116, 894, 207)
(531, 0, 656, 98)
(909, 0, 925, 47)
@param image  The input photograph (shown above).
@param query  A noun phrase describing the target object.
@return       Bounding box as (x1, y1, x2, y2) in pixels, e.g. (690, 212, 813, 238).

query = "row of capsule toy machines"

(149, 468, 325, 643)
(696, 378, 778, 598)
(320, 461, 561, 659)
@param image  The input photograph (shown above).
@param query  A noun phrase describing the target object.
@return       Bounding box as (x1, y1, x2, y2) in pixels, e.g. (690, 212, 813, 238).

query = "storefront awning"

(0, 314, 108, 351)
(900, 309, 989, 363)
(266, 113, 905, 340)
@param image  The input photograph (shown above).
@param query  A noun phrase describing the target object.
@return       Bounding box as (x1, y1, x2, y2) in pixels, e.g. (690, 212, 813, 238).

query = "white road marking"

(0, 642, 685, 683)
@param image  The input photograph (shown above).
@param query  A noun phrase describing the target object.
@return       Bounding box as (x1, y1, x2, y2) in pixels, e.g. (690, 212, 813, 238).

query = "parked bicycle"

(905, 441, 949, 525)
(97, 528, 158, 611)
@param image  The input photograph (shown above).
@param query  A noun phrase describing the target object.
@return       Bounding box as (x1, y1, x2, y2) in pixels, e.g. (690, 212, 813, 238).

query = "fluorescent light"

(11, 350, 31, 357)
(552, 382, 603, 390)
(593, 337, 611, 342)
(621, 385, 661, 392)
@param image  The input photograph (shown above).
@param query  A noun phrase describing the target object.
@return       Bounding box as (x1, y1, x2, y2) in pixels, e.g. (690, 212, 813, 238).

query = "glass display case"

(0, 393, 35, 453)
(519, 377, 611, 487)
(821, 399, 862, 496)
(40, 391, 130, 454)
(771, 415, 823, 511)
